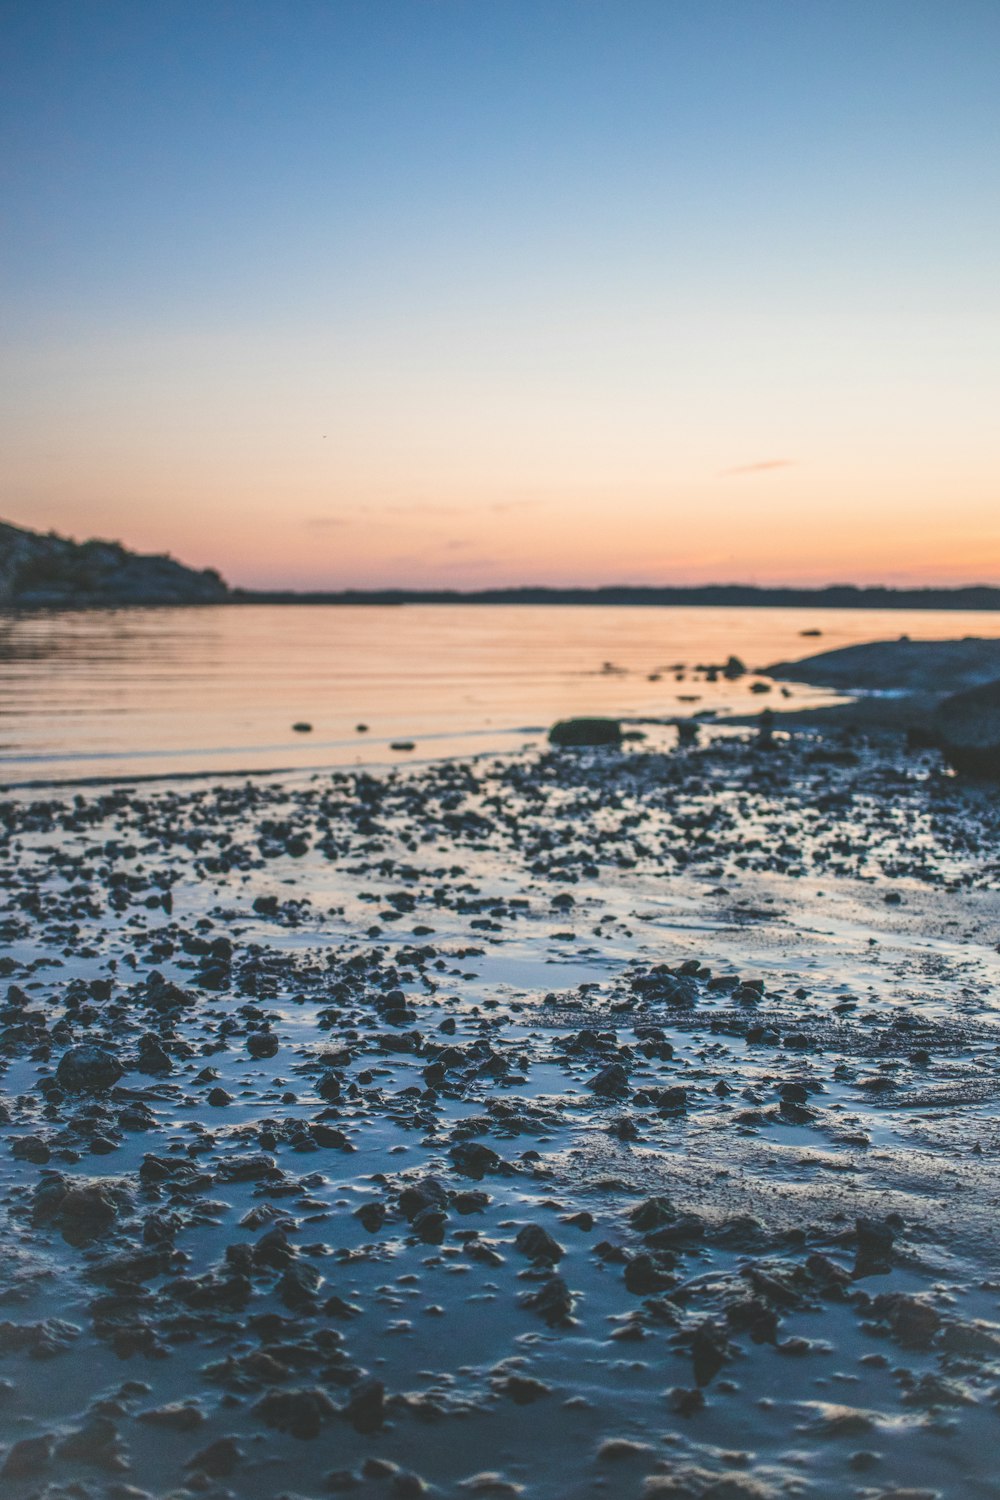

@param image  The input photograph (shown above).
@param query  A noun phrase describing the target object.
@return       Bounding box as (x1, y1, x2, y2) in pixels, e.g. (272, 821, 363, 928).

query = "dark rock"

(629, 1196, 676, 1232)
(137, 1402, 204, 1431)
(55, 1044, 124, 1093)
(518, 1275, 575, 1326)
(495, 1373, 551, 1404)
(645, 1212, 705, 1248)
(869, 1293, 941, 1349)
(667, 1386, 705, 1417)
(56, 1414, 127, 1470)
(587, 1062, 630, 1097)
(691, 1321, 729, 1386)
(631, 969, 699, 1007)
(216, 1153, 280, 1182)
(514, 1224, 565, 1263)
(725, 1296, 779, 1344)
(624, 1253, 674, 1295)
(185, 1436, 243, 1477)
(935, 677, 1000, 778)
(246, 1030, 279, 1059)
(548, 718, 622, 748)
(355, 1201, 386, 1233)
(389, 1472, 429, 1498)
(854, 1215, 897, 1278)
(450, 1140, 502, 1178)
(136, 1035, 172, 1074)
(11, 1135, 51, 1164)
(32, 1175, 130, 1247)
(277, 1262, 321, 1309)
(412, 1206, 448, 1244)
(778, 1099, 817, 1125)
(343, 1377, 385, 1434)
(0, 1318, 80, 1358)
(254, 1386, 337, 1439)
(767, 636, 1000, 694)
(452, 1189, 490, 1215)
(399, 1177, 448, 1218)
(1, 1433, 53, 1478)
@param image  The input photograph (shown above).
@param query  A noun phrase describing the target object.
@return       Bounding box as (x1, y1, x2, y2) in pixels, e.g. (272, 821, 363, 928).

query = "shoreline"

(7, 592, 1000, 611)
(0, 694, 963, 794)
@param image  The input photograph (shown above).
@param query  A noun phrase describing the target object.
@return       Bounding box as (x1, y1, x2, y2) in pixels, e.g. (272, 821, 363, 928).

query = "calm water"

(2, 603, 1000, 784)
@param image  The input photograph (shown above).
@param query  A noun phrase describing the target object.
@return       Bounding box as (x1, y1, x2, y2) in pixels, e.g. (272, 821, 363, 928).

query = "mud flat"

(3, 729, 1000, 1500)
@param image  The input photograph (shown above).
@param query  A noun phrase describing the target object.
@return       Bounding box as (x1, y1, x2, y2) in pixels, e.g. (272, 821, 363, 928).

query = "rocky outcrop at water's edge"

(0, 519, 229, 606)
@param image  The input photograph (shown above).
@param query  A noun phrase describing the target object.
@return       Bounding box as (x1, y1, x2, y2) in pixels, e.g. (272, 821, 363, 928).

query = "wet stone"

(55, 1044, 124, 1093)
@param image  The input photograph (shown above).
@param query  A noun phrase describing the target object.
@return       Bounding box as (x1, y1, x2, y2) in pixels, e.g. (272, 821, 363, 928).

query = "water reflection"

(3, 604, 999, 783)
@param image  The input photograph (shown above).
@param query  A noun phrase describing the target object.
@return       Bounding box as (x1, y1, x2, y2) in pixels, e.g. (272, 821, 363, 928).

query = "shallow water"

(3, 741, 1000, 1498)
(4, 602, 1000, 782)
(6, 613, 1000, 1496)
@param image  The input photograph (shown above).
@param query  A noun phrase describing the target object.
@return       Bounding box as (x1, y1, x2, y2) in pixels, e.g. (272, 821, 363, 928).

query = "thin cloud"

(490, 499, 540, 514)
(438, 555, 500, 571)
(303, 516, 349, 529)
(721, 459, 796, 477)
(379, 501, 462, 517)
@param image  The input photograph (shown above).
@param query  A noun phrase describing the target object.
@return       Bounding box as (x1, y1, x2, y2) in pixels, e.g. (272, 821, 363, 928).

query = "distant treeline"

(5, 520, 1000, 610)
(234, 583, 1000, 610)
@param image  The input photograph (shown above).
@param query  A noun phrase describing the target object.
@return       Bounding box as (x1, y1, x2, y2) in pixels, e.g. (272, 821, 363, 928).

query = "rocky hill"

(0, 519, 230, 606)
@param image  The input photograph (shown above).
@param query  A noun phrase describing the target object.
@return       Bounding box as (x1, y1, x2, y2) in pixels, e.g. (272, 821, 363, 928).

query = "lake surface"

(3, 602, 1000, 784)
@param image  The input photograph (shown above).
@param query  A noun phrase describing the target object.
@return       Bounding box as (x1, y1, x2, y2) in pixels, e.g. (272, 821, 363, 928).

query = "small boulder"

(185, 1436, 243, 1477)
(343, 1377, 385, 1434)
(587, 1062, 630, 1097)
(55, 1045, 124, 1094)
(518, 1274, 575, 1326)
(246, 1030, 279, 1059)
(548, 718, 622, 748)
(935, 677, 1000, 778)
(514, 1224, 565, 1264)
(32, 1174, 131, 1247)
(1, 1434, 54, 1479)
(253, 1386, 337, 1439)
(450, 1141, 503, 1178)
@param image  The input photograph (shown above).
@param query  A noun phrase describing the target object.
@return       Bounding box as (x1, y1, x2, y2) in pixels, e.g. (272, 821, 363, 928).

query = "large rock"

(548, 717, 622, 747)
(252, 1387, 337, 1439)
(765, 637, 1000, 694)
(32, 1174, 132, 1246)
(55, 1044, 124, 1093)
(934, 677, 1000, 778)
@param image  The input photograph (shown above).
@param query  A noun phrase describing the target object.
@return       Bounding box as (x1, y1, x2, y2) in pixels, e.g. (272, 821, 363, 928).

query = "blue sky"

(2, 0, 998, 587)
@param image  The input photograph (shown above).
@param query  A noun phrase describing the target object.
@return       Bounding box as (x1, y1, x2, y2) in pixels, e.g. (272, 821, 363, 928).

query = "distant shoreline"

(228, 584, 1000, 609)
(9, 584, 1000, 611)
(5, 521, 1000, 609)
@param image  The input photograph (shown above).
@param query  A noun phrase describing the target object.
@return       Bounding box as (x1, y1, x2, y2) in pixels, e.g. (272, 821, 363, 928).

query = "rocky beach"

(6, 0, 1000, 1491)
(5, 2, 997, 1492)
(3, 721, 1000, 1500)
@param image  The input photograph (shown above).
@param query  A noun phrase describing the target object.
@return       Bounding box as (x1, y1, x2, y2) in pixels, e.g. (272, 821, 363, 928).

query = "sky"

(1, 0, 998, 591)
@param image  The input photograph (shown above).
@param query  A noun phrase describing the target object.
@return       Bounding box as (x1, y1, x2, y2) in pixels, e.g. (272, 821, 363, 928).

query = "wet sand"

(2, 728, 1000, 1500)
